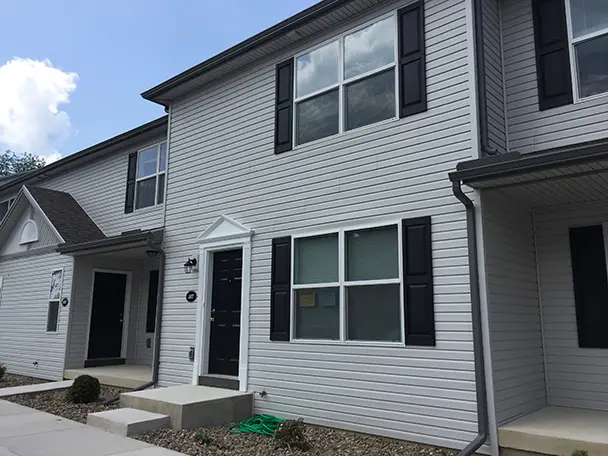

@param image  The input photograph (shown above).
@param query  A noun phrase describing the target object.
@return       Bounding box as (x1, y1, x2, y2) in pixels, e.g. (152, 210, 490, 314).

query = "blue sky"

(0, 0, 317, 161)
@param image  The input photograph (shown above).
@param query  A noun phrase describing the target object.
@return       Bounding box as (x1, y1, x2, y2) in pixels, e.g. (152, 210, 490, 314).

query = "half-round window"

(20, 220, 39, 244)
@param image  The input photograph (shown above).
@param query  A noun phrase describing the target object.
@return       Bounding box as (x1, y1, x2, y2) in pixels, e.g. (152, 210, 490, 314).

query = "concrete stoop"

(120, 385, 253, 429)
(87, 408, 170, 436)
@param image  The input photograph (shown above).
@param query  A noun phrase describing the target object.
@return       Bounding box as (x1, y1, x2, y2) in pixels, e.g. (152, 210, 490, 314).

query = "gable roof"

(0, 116, 167, 195)
(0, 186, 106, 248)
(25, 186, 106, 245)
(142, 0, 384, 105)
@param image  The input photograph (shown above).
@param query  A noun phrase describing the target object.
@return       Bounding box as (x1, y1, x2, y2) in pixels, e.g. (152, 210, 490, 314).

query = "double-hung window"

(294, 15, 397, 146)
(135, 142, 167, 210)
(292, 223, 403, 343)
(566, 0, 608, 98)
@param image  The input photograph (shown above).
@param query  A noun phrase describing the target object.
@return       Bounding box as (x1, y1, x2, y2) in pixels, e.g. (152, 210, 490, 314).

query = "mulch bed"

(136, 423, 457, 456)
(0, 373, 47, 389)
(4, 385, 126, 423)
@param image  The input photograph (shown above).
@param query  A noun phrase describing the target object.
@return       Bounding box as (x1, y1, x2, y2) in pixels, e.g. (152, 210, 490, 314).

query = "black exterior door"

(208, 249, 242, 376)
(87, 272, 128, 361)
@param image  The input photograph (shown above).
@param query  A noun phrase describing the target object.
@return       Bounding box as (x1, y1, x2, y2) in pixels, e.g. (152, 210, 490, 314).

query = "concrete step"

(120, 385, 253, 430)
(87, 408, 170, 436)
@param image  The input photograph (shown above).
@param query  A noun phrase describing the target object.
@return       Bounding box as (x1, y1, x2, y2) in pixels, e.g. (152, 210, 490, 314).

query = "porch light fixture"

(184, 257, 198, 274)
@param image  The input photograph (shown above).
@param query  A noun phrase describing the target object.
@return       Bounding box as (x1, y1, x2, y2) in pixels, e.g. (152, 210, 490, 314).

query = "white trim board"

(84, 268, 133, 362)
(193, 215, 254, 392)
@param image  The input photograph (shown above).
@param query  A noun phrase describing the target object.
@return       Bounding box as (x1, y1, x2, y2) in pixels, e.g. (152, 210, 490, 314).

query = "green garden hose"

(228, 414, 284, 436)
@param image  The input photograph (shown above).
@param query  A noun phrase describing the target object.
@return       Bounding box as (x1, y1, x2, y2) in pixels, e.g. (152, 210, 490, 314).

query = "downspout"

(102, 241, 165, 404)
(453, 181, 488, 455)
(452, 0, 490, 452)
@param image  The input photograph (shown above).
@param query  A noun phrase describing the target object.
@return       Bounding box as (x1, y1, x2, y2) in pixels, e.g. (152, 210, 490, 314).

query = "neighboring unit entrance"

(87, 271, 128, 365)
(208, 249, 243, 376)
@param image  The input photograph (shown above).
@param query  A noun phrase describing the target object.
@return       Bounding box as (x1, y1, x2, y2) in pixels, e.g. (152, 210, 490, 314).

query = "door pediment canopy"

(196, 215, 253, 244)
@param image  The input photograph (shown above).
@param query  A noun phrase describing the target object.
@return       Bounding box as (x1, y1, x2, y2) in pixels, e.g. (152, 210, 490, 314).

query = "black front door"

(208, 249, 242, 376)
(87, 272, 128, 361)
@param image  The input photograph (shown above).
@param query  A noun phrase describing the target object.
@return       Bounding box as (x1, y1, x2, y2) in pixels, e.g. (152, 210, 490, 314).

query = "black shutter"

(403, 216, 435, 346)
(532, 0, 573, 110)
(146, 270, 159, 333)
(270, 236, 291, 341)
(569, 225, 608, 348)
(125, 152, 137, 213)
(275, 59, 294, 154)
(398, 1, 427, 118)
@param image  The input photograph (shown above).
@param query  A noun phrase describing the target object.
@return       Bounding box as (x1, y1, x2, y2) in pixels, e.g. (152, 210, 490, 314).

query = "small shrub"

(274, 418, 310, 451)
(66, 375, 100, 404)
(193, 431, 212, 446)
(572, 450, 588, 456)
(0, 363, 6, 382)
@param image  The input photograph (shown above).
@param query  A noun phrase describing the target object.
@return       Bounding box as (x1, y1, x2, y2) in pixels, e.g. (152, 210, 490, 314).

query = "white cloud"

(0, 58, 78, 164)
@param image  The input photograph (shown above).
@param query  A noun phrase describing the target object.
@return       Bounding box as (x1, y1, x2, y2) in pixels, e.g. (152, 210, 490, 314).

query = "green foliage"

(0, 150, 45, 176)
(274, 418, 310, 451)
(66, 375, 100, 404)
(0, 363, 6, 381)
(571, 450, 588, 456)
(193, 431, 212, 446)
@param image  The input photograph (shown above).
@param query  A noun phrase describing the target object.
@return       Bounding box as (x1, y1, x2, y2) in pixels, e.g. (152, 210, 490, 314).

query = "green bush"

(193, 431, 212, 446)
(274, 418, 310, 451)
(66, 375, 100, 403)
(0, 363, 6, 382)
(572, 450, 588, 456)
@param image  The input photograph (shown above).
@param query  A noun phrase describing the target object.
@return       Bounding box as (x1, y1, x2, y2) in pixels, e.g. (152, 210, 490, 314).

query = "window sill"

(292, 116, 400, 153)
(574, 91, 608, 105)
(290, 338, 405, 348)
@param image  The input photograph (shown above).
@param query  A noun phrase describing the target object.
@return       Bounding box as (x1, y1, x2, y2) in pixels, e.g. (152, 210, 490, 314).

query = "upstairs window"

(567, 0, 608, 98)
(294, 15, 397, 146)
(135, 142, 167, 210)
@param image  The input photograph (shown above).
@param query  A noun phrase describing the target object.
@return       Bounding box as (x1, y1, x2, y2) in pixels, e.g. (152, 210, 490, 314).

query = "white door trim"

(193, 216, 253, 392)
(85, 268, 133, 361)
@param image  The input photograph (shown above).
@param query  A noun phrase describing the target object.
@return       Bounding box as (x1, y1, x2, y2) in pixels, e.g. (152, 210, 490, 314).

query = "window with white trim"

(0, 198, 15, 221)
(46, 269, 63, 333)
(292, 223, 403, 342)
(567, 0, 608, 98)
(135, 142, 167, 210)
(294, 14, 397, 146)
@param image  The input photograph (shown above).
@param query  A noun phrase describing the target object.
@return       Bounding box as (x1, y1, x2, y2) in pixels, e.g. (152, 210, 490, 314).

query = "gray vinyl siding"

(159, 0, 480, 451)
(482, 0, 507, 154)
(501, 0, 608, 154)
(65, 255, 151, 368)
(37, 134, 167, 237)
(482, 191, 546, 425)
(534, 201, 608, 412)
(0, 205, 61, 256)
(0, 252, 73, 380)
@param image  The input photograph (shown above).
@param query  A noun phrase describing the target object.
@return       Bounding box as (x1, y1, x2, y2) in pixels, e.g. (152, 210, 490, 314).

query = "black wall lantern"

(184, 257, 198, 274)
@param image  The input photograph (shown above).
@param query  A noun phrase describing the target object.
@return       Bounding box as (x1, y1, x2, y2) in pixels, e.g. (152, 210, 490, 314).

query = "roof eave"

(56, 229, 163, 255)
(141, 0, 351, 104)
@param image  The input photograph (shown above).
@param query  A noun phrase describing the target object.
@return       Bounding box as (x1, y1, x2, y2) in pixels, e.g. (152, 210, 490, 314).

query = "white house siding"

(38, 133, 167, 238)
(159, 0, 481, 450)
(501, 0, 608, 154)
(481, 191, 546, 425)
(0, 251, 73, 380)
(482, 0, 507, 154)
(0, 205, 61, 256)
(534, 201, 608, 412)
(65, 255, 152, 368)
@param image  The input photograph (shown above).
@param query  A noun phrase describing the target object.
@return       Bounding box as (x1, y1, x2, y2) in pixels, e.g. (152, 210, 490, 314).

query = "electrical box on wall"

(189, 347, 195, 362)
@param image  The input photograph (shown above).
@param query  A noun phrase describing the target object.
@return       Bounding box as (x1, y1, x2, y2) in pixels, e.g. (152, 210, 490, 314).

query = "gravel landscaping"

(0, 373, 47, 389)
(4, 385, 125, 423)
(136, 423, 457, 456)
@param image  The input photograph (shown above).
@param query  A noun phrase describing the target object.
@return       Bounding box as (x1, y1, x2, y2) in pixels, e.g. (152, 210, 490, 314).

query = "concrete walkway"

(0, 400, 185, 456)
(0, 380, 73, 398)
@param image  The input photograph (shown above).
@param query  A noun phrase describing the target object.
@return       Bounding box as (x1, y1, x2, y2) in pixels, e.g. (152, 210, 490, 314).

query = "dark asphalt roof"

(26, 186, 106, 245)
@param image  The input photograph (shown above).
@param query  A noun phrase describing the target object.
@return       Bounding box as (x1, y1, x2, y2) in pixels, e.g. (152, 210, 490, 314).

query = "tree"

(0, 150, 46, 176)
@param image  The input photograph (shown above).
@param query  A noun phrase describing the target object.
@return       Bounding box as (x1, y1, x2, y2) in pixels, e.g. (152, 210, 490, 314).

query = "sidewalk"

(0, 400, 184, 456)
